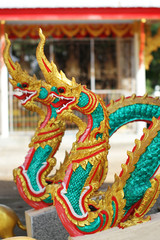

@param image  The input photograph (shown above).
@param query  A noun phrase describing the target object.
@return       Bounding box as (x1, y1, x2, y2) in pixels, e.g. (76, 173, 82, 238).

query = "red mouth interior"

(14, 92, 31, 101)
(51, 99, 71, 108)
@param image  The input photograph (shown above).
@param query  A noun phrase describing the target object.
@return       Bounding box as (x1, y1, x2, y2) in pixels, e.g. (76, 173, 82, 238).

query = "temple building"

(0, 1, 160, 136)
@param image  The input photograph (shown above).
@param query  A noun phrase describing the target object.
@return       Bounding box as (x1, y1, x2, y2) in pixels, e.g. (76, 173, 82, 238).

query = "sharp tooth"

(14, 91, 23, 97)
(15, 88, 20, 92)
(61, 96, 64, 100)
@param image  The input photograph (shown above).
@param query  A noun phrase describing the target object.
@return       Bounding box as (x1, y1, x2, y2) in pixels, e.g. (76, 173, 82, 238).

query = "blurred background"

(1, 1, 160, 137)
(1, 1, 160, 236)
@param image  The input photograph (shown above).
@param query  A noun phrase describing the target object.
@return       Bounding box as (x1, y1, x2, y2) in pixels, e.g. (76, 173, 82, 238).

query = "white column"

(0, 64, 9, 137)
(134, 32, 146, 137)
(116, 37, 122, 89)
(90, 39, 95, 92)
(134, 33, 146, 95)
(0, 21, 9, 137)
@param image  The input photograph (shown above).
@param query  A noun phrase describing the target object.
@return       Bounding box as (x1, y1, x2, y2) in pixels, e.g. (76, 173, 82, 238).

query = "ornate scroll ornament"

(145, 25, 160, 70)
(5, 23, 137, 39)
(3, 29, 160, 236)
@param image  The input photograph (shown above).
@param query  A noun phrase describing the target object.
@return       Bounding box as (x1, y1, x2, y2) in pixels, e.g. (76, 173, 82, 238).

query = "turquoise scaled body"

(109, 104, 160, 135)
(27, 145, 52, 200)
(123, 131, 160, 213)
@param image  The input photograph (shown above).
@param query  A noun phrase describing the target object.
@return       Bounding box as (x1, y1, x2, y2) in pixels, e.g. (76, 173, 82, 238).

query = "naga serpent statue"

(3, 29, 160, 237)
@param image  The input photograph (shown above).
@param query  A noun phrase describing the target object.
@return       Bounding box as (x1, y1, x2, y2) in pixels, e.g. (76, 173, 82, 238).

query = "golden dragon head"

(3, 33, 59, 119)
(3, 30, 87, 122)
(36, 29, 82, 115)
(3, 34, 46, 114)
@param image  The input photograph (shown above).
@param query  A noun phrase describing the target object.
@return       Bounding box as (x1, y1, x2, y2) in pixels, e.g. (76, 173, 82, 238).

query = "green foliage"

(146, 79, 154, 95)
(146, 47, 160, 94)
(150, 23, 160, 36)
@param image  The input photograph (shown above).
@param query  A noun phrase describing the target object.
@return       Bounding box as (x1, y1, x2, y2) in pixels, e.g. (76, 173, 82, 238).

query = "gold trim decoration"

(145, 25, 160, 70)
(107, 94, 160, 115)
(4, 28, 160, 235)
(5, 23, 137, 39)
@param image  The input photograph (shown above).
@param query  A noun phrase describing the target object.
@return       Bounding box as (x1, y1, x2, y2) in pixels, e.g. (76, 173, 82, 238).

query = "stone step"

(26, 207, 160, 240)
(25, 206, 69, 240)
(70, 212, 160, 240)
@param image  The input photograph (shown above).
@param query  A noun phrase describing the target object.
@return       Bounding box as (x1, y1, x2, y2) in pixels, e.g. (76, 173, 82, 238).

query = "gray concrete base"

(25, 207, 160, 240)
(25, 206, 69, 240)
(70, 212, 160, 240)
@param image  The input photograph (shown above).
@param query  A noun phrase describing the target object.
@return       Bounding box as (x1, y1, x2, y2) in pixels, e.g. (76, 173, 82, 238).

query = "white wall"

(134, 33, 146, 137)
(0, 63, 9, 137)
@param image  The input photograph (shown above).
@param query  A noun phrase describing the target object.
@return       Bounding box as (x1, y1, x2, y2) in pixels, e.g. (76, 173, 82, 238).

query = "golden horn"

(3, 34, 19, 79)
(3, 33, 27, 84)
(37, 28, 79, 88)
(36, 28, 61, 85)
(4, 34, 38, 89)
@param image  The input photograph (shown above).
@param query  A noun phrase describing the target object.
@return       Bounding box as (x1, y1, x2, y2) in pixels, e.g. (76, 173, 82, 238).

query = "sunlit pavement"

(0, 130, 138, 182)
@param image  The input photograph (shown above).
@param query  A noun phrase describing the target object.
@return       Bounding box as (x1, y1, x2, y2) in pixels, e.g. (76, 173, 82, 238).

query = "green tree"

(146, 47, 160, 94)
(146, 24, 160, 94)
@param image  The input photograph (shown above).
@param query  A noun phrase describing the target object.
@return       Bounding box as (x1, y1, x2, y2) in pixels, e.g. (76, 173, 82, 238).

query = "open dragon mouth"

(14, 88, 37, 105)
(50, 92, 76, 114)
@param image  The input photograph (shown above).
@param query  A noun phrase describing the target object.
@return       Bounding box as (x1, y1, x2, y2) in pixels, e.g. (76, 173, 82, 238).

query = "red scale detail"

(119, 199, 142, 224)
(34, 132, 63, 144)
(23, 147, 36, 170)
(18, 167, 46, 198)
(57, 185, 88, 222)
(78, 115, 93, 143)
(16, 176, 49, 209)
(54, 198, 84, 237)
(38, 128, 60, 136)
(110, 196, 119, 228)
(8, 58, 15, 70)
(73, 148, 106, 163)
(77, 140, 106, 150)
(100, 210, 109, 231)
(42, 58, 51, 72)
(89, 161, 101, 184)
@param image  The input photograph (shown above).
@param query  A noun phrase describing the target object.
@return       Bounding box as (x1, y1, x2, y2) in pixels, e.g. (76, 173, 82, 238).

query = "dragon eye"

(22, 83, 29, 88)
(58, 87, 65, 93)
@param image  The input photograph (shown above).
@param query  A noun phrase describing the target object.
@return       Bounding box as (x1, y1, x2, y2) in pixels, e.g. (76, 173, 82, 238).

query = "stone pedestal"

(70, 212, 160, 240)
(25, 206, 69, 240)
(25, 208, 160, 240)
